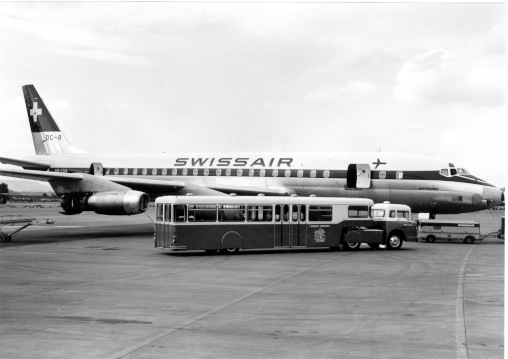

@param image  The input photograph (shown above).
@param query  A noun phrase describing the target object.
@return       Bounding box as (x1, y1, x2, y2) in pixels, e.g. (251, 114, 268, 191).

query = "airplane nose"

(483, 187, 504, 208)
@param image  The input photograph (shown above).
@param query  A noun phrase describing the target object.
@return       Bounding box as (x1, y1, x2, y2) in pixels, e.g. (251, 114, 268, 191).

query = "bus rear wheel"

(386, 233, 403, 250)
(343, 241, 361, 251)
(221, 248, 239, 255)
(425, 235, 436, 243)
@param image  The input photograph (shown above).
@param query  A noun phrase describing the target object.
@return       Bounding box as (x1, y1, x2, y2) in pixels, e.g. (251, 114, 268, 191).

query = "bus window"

(348, 205, 369, 218)
(156, 204, 163, 222)
(174, 205, 187, 222)
(164, 204, 171, 223)
(309, 206, 332, 221)
(292, 205, 298, 221)
(188, 204, 217, 222)
(371, 209, 385, 218)
(247, 205, 273, 222)
(389, 210, 396, 218)
(300, 205, 305, 221)
(283, 205, 290, 222)
(219, 205, 245, 222)
(397, 211, 410, 221)
(275, 205, 281, 222)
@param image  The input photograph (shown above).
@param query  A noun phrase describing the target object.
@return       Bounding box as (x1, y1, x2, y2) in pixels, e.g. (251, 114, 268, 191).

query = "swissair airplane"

(0, 85, 503, 218)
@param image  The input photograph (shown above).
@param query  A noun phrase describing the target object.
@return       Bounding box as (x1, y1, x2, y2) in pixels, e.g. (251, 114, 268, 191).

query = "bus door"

(163, 204, 172, 248)
(274, 204, 290, 246)
(274, 204, 306, 247)
(291, 204, 306, 246)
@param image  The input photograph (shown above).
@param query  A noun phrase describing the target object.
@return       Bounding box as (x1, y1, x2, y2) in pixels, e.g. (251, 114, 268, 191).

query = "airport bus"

(154, 195, 417, 254)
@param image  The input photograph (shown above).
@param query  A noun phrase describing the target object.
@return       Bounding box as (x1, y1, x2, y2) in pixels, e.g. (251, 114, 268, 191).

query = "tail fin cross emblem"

(30, 102, 42, 123)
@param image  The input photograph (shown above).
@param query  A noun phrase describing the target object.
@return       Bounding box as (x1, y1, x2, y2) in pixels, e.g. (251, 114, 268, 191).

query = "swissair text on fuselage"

(174, 158, 294, 167)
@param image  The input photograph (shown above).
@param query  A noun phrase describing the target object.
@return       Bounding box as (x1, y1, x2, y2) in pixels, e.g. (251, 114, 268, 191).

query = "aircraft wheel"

(368, 243, 380, 250)
(343, 241, 361, 251)
(426, 235, 436, 243)
(386, 233, 403, 250)
(464, 236, 475, 244)
(221, 248, 239, 255)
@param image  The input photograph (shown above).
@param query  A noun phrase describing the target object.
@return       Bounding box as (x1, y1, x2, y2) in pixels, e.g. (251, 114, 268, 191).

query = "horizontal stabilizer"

(0, 156, 51, 170)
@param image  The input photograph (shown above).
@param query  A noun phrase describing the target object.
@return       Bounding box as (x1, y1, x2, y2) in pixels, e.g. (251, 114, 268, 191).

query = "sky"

(0, 1, 505, 188)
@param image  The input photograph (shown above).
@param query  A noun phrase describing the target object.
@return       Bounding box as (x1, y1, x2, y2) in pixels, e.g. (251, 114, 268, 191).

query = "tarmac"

(0, 205, 504, 359)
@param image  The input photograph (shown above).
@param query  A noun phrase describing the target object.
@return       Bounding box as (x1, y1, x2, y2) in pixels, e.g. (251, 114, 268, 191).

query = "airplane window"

(396, 171, 403, 179)
(204, 168, 209, 176)
(457, 168, 469, 175)
(379, 171, 386, 179)
(114, 168, 119, 175)
(323, 170, 330, 178)
(285, 169, 291, 177)
(272, 169, 278, 177)
(161, 168, 167, 176)
(132, 168, 137, 175)
(297, 170, 303, 178)
(172, 168, 177, 176)
(193, 169, 198, 176)
(225, 169, 231, 176)
(450, 168, 457, 176)
(123, 168, 128, 175)
(181, 169, 187, 176)
(142, 168, 147, 175)
(259, 169, 265, 177)
(216, 169, 222, 176)
(310, 170, 316, 178)
(152, 168, 157, 175)
(249, 169, 254, 177)
(237, 169, 243, 176)
(440, 169, 449, 176)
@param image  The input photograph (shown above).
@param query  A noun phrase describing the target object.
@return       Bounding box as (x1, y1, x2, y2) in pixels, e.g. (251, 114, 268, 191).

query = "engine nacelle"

(87, 190, 149, 215)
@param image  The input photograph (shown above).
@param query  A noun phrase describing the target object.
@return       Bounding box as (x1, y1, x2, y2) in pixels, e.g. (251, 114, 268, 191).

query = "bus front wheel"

(386, 233, 403, 250)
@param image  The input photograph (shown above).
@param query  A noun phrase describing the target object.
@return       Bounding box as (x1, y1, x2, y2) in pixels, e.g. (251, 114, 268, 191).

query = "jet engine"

(61, 191, 149, 215)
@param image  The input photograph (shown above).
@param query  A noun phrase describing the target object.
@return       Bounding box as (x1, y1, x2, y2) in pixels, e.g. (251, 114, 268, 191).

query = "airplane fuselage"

(23, 151, 503, 215)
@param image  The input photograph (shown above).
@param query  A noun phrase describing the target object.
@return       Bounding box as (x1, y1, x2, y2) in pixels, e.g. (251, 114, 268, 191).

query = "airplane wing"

(0, 156, 51, 170)
(0, 168, 290, 197)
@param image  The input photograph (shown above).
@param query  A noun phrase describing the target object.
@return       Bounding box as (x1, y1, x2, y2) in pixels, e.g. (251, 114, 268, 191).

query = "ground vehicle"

(154, 196, 417, 253)
(498, 217, 504, 240)
(418, 220, 480, 244)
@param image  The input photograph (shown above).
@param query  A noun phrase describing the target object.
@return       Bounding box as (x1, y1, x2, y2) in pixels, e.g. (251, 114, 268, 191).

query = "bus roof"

(155, 195, 374, 206)
(371, 202, 411, 211)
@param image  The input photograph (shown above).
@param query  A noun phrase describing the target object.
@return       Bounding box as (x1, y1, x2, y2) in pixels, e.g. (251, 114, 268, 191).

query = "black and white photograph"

(0, 1, 504, 358)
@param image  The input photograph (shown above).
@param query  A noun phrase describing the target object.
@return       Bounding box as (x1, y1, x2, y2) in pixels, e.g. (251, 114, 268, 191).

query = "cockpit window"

(457, 168, 469, 175)
(440, 169, 449, 177)
(450, 168, 457, 176)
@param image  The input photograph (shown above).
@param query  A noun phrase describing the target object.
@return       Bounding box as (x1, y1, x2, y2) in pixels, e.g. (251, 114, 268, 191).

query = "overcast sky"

(0, 2, 505, 187)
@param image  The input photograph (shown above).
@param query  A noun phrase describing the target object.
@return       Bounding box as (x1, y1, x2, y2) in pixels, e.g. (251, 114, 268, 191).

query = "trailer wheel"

(386, 233, 403, 250)
(464, 236, 475, 244)
(425, 235, 436, 243)
(221, 248, 239, 255)
(343, 240, 361, 251)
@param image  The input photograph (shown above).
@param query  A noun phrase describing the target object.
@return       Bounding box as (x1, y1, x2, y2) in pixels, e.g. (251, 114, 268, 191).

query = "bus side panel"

(240, 224, 275, 249)
(164, 224, 174, 249)
(306, 224, 340, 247)
(175, 226, 220, 250)
(155, 222, 162, 248)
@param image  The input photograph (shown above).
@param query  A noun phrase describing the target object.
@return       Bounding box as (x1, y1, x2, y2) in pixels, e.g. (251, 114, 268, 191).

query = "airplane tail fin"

(22, 84, 85, 155)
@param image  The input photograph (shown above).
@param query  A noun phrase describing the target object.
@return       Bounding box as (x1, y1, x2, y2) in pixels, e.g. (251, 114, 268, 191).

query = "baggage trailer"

(418, 220, 480, 244)
(0, 215, 35, 242)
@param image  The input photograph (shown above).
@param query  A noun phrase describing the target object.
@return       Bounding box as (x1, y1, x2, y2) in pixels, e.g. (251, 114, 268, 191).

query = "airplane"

(0, 84, 503, 218)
